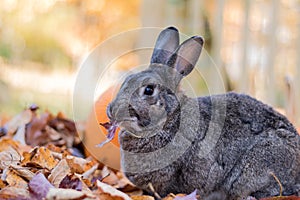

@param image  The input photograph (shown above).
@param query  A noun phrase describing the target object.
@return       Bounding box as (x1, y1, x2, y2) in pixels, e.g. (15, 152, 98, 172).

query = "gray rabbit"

(105, 27, 300, 199)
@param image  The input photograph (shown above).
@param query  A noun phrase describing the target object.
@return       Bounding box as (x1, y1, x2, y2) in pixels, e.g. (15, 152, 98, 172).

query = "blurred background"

(0, 0, 300, 126)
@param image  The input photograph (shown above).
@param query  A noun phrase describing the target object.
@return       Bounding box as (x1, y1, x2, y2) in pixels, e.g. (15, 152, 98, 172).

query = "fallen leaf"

(45, 125, 64, 143)
(96, 193, 124, 200)
(126, 190, 144, 196)
(4, 109, 32, 136)
(97, 121, 118, 147)
(46, 188, 95, 200)
(48, 116, 77, 148)
(174, 190, 198, 200)
(10, 164, 35, 181)
(101, 166, 119, 186)
(0, 186, 31, 199)
(58, 173, 94, 196)
(59, 174, 82, 191)
(22, 146, 58, 170)
(0, 179, 7, 189)
(115, 171, 137, 192)
(260, 196, 300, 200)
(131, 196, 155, 200)
(25, 112, 50, 146)
(97, 180, 131, 200)
(82, 163, 99, 179)
(13, 124, 26, 145)
(0, 146, 21, 170)
(48, 159, 71, 187)
(5, 168, 28, 188)
(0, 137, 21, 152)
(29, 173, 54, 200)
(65, 155, 94, 174)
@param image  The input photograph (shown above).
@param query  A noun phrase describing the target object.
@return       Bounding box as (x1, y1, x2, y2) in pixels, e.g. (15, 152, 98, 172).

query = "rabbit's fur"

(107, 27, 300, 199)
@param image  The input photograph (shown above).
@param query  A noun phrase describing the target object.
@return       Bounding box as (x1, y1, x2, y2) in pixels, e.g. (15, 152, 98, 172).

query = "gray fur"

(107, 27, 300, 199)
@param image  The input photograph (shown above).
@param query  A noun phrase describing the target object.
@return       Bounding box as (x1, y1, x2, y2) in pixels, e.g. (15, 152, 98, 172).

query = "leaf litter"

(0, 105, 299, 200)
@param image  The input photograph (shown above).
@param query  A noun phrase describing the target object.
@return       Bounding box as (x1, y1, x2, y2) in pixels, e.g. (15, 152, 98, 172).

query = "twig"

(148, 182, 162, 199)
(269, 171, 283, 196)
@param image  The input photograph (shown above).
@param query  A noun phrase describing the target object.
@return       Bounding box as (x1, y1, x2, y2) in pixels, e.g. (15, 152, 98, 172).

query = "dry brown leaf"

(50, 150, 64, 160)
(96, 193, 125, 200)
(13, 124, 26, 145)
(97, 180, 131, 200)
(131, 195, 155, 200)
(48, 159, 71, 187)
(10, 164, 35, 181)
(0, 137, 21, 152)
(115, 171, 137, 190)
(66, 155, 94, 174)
(5, 168, 28, 188)
(46, 125, 63, 141)
(46, 188, 95, 200)
(4, 109, 32, 136)
(0, 186, 31, 199)
(163, 194, 184, 200)
(75, 174, 94, 194)
(58, 173, 94, 195)
(126, 190, 144, 196)
(0, 179, 7, 189)
(101, 166, 119, 186)
(22, 146, 58, 170)
(0, 146, 21, 170)
(260, 196, 300, 200)
(47, 143, 65, 154)
(114, 171, 140, 196)
(56, 112, 66, 119)
(25, 112, 50, 146)
(48, 116, 77, 147)
(82, 163, 99, 179)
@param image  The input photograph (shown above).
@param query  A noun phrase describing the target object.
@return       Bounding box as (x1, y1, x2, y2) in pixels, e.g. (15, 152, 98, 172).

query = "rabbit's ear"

(167, 36, 204, 76)
(151, 27, 179, 64)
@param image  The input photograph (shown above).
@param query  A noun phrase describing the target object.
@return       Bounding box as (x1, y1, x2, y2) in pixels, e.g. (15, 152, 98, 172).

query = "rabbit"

(105, 26, 300, 199)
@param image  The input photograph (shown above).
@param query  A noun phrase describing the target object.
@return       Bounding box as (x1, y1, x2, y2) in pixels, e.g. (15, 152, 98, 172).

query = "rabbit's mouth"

(96, 118, 143, 147)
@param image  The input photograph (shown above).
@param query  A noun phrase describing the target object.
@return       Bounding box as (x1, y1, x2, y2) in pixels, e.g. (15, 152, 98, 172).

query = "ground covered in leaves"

(0, 106, 299, 200)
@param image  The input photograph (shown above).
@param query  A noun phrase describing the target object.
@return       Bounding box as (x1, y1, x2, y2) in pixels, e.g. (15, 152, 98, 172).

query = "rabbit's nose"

(107, 104, 113, 119)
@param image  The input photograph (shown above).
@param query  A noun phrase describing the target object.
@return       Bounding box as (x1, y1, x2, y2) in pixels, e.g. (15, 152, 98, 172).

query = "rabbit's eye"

(144, 85, 155, 96)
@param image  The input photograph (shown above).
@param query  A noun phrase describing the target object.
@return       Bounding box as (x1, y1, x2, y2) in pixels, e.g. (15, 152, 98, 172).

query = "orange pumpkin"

(84, 84, 121, 170)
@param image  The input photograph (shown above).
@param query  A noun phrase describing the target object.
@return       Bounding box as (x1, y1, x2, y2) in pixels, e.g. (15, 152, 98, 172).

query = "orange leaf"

(66, 155, 94, 174)
(0, 179, 7, 189)
(97, 193, 125, 200)
(0, 138, 21, 152)
(131, 196, 155, 200)
(21, 146, 58, 170)
(5, 168, 28, 188)
(260, 196, 300, 200)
